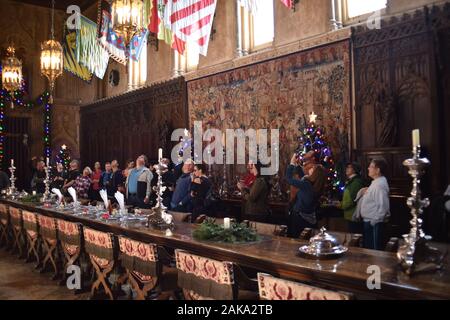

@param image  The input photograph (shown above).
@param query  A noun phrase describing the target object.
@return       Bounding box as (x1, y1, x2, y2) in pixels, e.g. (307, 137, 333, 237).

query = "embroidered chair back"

(9, 207, 22, 229)
(83, 227, 115, 265)
(175, 249, 236, 300)
(57, 219, 83, 255)
(37, 214, 57, 241)
(22, 210, 38, 238)
(118, 236, 160, 279)
(0, 204, 9, 225)
(257, 273, 352, 300)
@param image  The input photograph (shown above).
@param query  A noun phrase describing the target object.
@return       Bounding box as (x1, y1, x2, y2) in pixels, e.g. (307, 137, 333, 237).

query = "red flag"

(280, 0, 292, 9)
(148, 0, 160, 33)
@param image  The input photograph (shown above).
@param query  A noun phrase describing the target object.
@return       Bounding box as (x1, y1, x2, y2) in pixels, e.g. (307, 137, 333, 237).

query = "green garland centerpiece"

(20, 193, 43, 204)
(193, 218, 260, 243)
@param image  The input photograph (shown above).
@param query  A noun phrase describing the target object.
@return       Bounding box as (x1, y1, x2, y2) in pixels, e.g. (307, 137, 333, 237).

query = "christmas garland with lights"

(0, 89, 52, 168)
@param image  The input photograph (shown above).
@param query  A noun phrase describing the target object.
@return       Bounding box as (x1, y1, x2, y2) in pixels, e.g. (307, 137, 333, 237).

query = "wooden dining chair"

(174, 249, 257, 300)
(257, 273, 353, 300)
(0, 203, 10, 248)
(9, 207, 25, 258)
(56, 218, 85, 290)
(22, 210, 40, 267)
(243, 220, 288, 237)
(83, 227, 117, 300)
(118, 236, 178, 300)
(37, 214, 60, 279)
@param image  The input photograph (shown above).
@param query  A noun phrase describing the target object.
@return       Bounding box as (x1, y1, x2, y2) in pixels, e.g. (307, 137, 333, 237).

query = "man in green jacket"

(340, 162, 365, 234)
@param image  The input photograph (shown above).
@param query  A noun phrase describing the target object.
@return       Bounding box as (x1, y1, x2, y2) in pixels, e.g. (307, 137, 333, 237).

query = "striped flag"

(169, 0, 218, 56)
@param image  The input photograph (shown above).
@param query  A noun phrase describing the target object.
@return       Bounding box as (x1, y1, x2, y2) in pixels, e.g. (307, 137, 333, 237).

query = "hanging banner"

(63, 24, 93, 82)
(76, 15, 110, 79)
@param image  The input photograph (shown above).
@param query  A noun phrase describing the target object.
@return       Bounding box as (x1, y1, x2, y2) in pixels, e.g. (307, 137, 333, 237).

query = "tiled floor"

(0, 249, 89, 300)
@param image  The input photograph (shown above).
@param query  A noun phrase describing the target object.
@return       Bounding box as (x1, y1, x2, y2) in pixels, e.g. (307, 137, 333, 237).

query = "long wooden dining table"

(2, 198, 450, 300)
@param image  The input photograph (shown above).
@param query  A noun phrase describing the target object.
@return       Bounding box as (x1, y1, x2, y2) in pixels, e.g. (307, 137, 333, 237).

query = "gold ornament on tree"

(40, 0, 63, 103)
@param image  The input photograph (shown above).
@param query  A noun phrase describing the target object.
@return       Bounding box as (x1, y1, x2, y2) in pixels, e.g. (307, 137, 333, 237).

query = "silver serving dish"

(299, 227, 348, 259)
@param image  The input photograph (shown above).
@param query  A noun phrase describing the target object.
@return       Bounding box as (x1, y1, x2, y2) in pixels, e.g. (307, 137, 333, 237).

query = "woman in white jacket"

(359, 159, 390, 250)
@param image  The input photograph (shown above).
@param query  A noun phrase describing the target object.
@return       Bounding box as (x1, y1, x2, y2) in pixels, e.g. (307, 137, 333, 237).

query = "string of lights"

(0, 89, 52, 168)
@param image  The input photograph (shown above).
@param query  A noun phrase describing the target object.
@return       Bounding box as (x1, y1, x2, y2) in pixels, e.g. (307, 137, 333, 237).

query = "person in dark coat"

(190, 163, 211, 222)
(286, 154, 327, 237)
(237, 162, 270, 222)
(31, 160, 46, 194)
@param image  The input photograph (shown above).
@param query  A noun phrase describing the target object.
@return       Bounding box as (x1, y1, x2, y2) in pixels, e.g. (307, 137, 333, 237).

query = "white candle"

(158, 148, 163, 161)
(224, 217, 231, 229)
(46, 157, 49, 167)
(412, 129, 420, 147)
(11, 159, 14, 167)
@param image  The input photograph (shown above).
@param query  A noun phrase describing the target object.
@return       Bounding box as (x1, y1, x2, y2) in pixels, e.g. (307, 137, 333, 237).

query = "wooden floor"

(0, 249, 89, 300)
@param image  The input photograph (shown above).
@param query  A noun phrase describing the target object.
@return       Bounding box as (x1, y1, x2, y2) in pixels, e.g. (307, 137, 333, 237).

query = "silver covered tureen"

(299, 227, 348, 259)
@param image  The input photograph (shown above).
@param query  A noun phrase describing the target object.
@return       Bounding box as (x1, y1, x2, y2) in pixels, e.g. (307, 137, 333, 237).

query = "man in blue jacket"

(170, 159, 194, 212)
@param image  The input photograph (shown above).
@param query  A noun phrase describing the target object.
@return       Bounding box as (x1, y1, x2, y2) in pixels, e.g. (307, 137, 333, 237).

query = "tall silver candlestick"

(147, 159, 174, 230)
(397, 145, 444, 275)
(42, 164, 52, 203)
(219, 148, 228, 199)
(8, 162, 18, 199)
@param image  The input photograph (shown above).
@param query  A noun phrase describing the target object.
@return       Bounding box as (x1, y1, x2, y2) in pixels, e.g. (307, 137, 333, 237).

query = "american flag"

(169, 0, 218, 56)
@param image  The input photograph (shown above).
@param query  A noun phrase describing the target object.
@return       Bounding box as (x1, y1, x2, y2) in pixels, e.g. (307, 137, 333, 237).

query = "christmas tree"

(57, 144, 71, 170)
(295, 112, 344, 199)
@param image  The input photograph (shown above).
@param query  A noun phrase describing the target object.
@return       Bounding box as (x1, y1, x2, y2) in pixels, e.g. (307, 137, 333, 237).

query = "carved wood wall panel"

(79, 77, 187, 168)
(353, 4, 450, 236)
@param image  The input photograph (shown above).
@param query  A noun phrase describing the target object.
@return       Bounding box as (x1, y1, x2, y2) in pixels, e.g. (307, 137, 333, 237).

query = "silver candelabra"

(219, 148, 229, 198)
(8, 163, 19, 199)
(42, 164, 52, 203)
(397, 145, 444, 275)
(147, 159, 174, 230)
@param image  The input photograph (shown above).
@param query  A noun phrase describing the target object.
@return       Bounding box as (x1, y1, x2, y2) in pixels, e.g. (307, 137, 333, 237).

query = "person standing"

(110, 159, 125, 196)
(51, 162, 66, 190)
(122, 159, 135, 178)
(63, 160, 81, 193)
(74, 167, 92, 200)
(237, 162, 270, 222)
(285, 154, 326, 237)
(125, 155, 153, 208)
(90, 161, 102, 200)
(100, 162, 112, 191)
(190, 164, 212, 221)
(31, 160, 46, 194)
(170, 159, 194, 212)
(340, 162, 365, 234)
(359, 159, 390, 250)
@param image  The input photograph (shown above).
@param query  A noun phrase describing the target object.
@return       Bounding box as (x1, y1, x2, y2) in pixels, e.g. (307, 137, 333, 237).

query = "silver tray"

(298, 245, 348, 259)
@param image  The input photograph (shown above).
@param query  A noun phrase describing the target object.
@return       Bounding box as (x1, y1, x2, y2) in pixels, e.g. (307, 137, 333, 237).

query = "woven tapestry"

(187, 40, 351, 183)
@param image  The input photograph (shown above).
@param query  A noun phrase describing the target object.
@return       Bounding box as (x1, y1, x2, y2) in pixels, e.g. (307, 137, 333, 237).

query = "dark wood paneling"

(3, 117, 30, 191)
(352, 4, 450, 237)
(79, 77, 187, 169)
